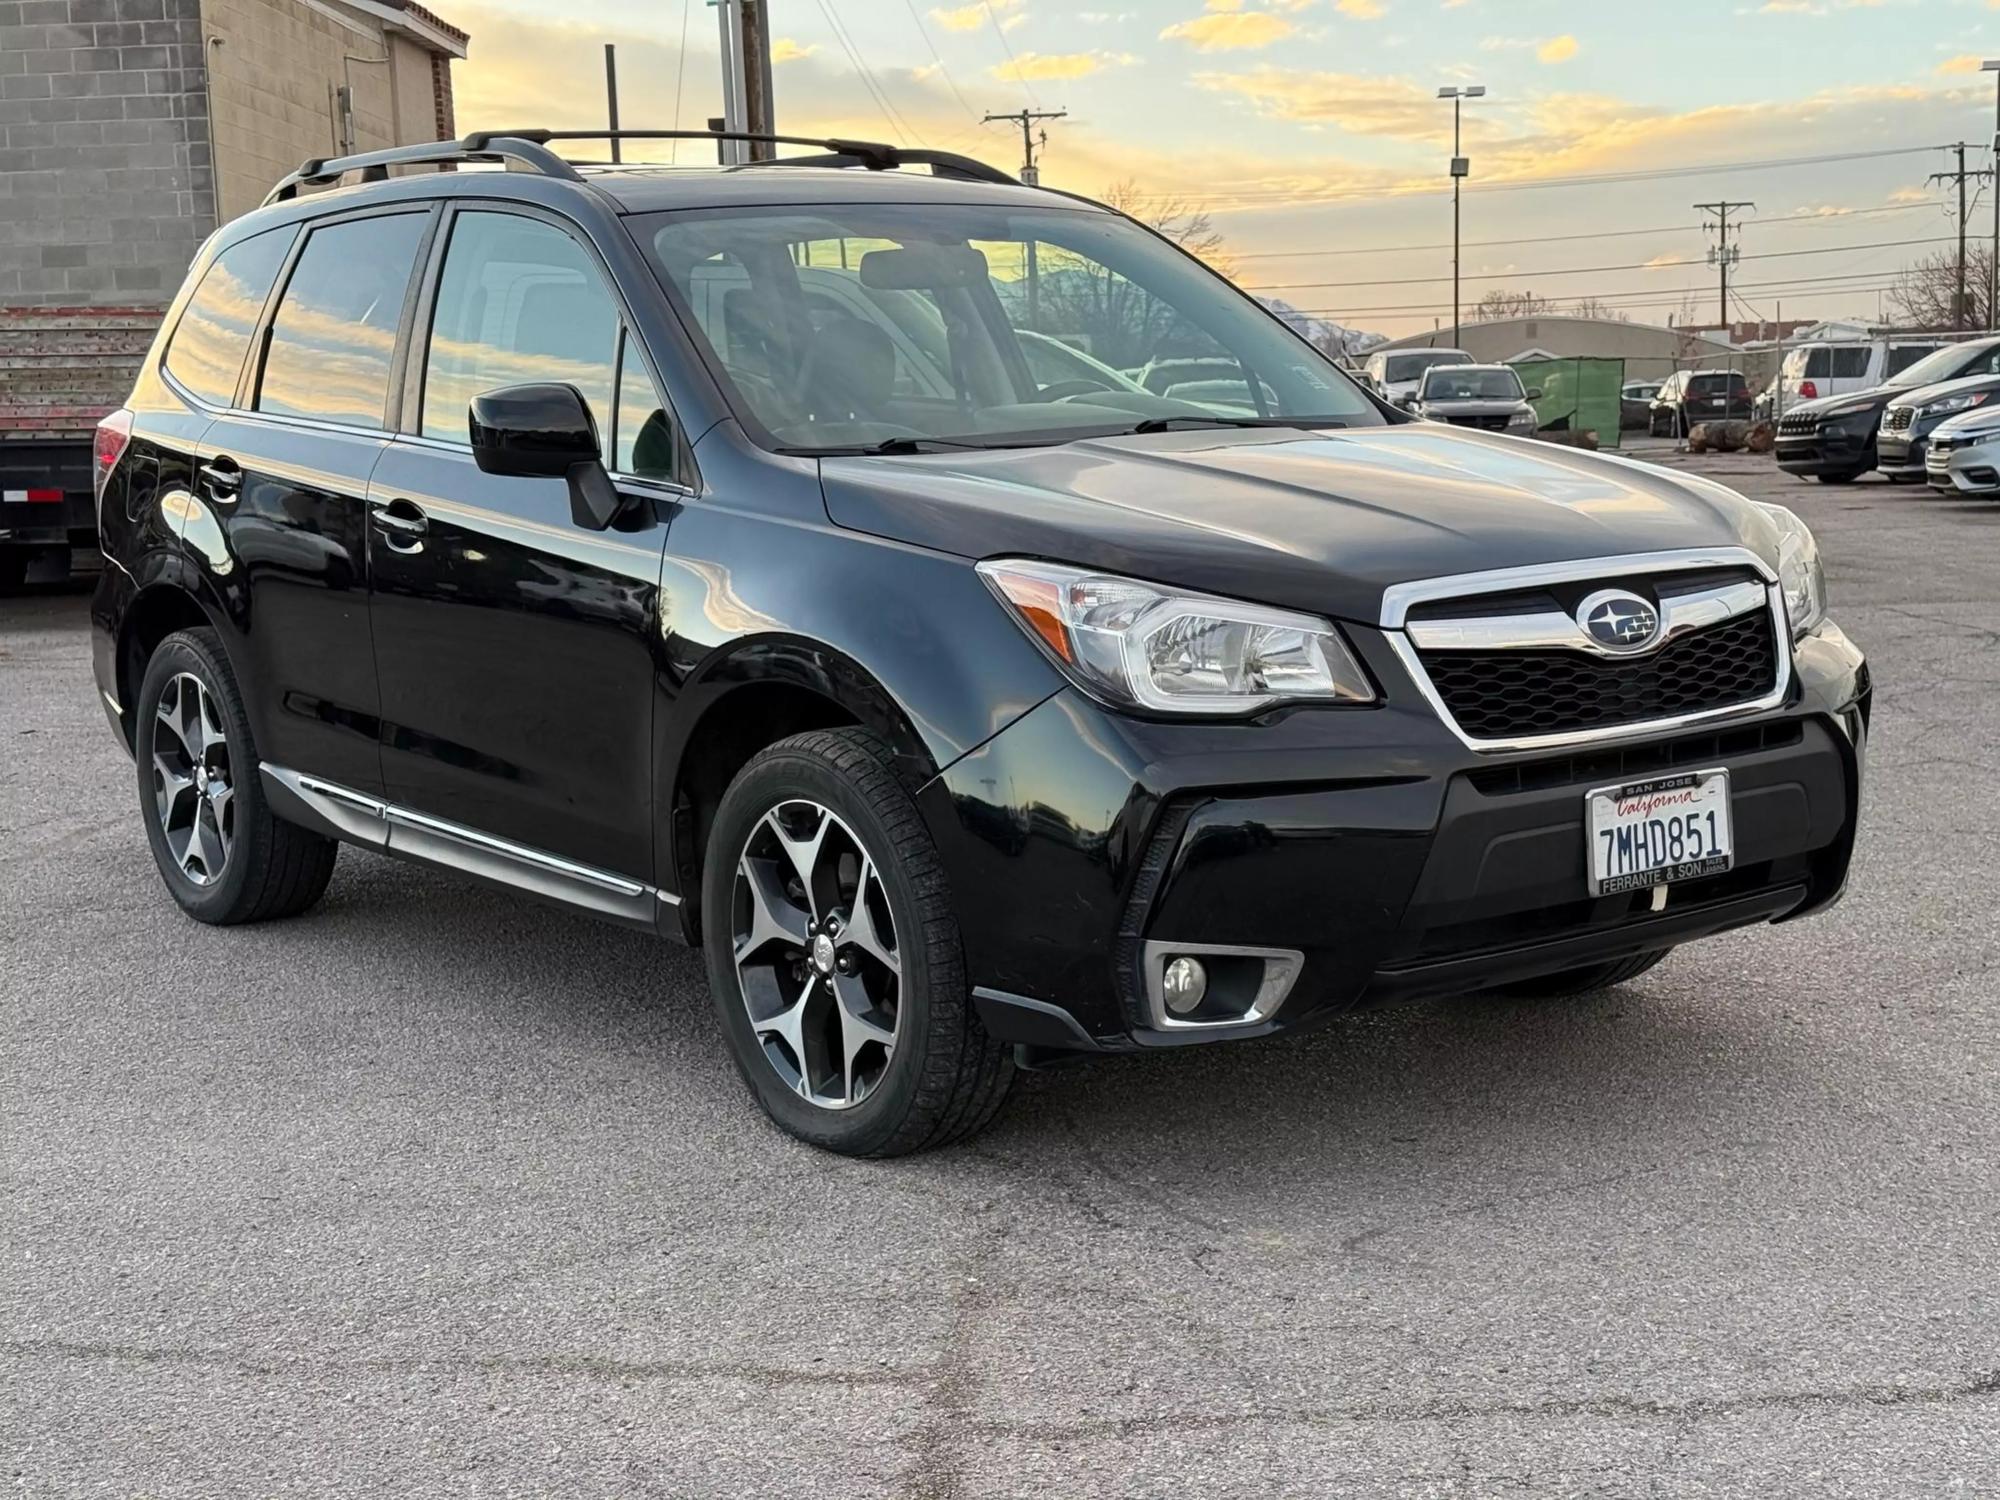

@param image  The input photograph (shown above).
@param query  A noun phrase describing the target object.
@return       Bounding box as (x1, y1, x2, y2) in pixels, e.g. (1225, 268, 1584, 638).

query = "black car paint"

(91, 161, 1870, 1058)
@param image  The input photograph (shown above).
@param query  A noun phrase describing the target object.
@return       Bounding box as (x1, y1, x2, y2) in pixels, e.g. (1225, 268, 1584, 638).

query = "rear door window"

(256, 212, 428, 429)
(1828, 347, 1870, 379)
(421, 210, 619, 445)
(1885, 345, 1942, 377)
(162, 227, 295, 407)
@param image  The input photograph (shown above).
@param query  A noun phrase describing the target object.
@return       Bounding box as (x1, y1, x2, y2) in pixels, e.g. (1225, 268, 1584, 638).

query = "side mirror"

(469, 382, 622, 531)
(1525, 387, 1543, 401)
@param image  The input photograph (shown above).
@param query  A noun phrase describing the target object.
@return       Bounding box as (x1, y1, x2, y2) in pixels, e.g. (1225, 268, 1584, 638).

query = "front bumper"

(1874, 431, 1926, 478)
(1928, 437, 2000, 493)
(1776, 420, 1874, 476)
(926, 621, 1869, 1054)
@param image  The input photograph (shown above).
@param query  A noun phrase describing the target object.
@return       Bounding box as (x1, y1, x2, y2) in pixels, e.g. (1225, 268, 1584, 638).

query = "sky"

(441, 0, 2000, 338)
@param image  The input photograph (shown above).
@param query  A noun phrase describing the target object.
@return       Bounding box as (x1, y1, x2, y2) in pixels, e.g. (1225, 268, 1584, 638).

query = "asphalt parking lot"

(3, 450, 1997, 1498)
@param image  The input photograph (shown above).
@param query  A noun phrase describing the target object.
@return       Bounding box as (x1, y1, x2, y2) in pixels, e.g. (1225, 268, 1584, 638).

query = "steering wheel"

(1037, 379, 1114, 402)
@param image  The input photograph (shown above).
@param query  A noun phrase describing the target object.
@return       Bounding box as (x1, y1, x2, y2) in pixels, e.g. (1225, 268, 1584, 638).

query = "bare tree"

(1887, 246, 1995, 331)
(1568, 296, 1628, 322)
(1473, 289, 1552, 320)
(1019, 180, 1237, 368)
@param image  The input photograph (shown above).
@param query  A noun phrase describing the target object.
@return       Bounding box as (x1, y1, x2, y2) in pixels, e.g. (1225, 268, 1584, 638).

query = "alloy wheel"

(731, 799, 901, 1110)
(152, 672, 234, 886)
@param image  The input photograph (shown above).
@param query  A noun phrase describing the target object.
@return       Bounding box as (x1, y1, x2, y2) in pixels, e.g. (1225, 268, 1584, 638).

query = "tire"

(1491, 949, 1668, 1000)
(1815, 471, 1858, 485)
(0, 549, 27, 594)
(701, 727, 1015, 1157)
(135, 627, 338, 925)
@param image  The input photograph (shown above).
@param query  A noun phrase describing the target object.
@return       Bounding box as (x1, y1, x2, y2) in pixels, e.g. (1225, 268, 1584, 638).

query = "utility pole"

(1928, 144, 1976, 331)
(1696, 201, 1753, 331)
(604, 45, 621, 163)
(714, 0, 775, 163)
(1987, 61, 2000, 330)
(1438, 85, 1485, 349)
(983, 108, 1066, 184)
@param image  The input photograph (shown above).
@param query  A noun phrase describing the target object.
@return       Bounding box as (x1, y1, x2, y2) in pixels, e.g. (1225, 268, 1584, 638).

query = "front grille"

(1778, 412, 1819, 437)
(1417, 611, 1778, 741)
(1445, 413, 1510, 431)
(1884, 406, 1915, 433)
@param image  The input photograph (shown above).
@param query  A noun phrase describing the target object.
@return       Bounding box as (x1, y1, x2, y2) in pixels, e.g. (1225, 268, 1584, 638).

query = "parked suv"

(1875, 373, 2000, 483)
(90, 129, 1871, 1156)
(1776, 337, 2000, 483)
(1648, 370, 1753, 437)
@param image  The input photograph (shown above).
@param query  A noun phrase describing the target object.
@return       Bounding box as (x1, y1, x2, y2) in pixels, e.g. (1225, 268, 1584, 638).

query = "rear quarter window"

(161, 227, 295, 407)
(255, 212, 428, 429)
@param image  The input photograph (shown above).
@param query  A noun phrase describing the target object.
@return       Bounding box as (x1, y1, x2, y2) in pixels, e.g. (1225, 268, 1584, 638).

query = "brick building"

(1, 0, 467, 559)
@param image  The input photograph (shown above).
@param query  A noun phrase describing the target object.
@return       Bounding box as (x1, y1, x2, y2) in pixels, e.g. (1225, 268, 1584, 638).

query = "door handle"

(198, 457, 241, 500)
(370, 499, 429, 551)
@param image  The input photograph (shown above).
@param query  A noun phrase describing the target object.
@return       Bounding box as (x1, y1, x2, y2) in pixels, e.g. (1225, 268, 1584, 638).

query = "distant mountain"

(1256, 297, 1388, 359)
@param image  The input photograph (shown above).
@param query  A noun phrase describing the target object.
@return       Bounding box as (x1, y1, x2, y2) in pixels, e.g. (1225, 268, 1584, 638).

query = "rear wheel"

(1490, 949, 1668, 1000)
(0, 549, 27, 593)
(1815, 472, 1858, 484)
(702, 728, 1014, 1156)
(135, 628, 338, 925)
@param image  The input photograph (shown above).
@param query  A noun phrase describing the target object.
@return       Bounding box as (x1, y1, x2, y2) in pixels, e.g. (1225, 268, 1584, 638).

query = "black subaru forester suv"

(89, 130, 1870, 1156)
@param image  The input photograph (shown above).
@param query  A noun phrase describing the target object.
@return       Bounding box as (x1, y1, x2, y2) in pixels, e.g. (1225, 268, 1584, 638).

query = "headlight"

(1922, 391, 1991, 417)
(978, 559, 1376, 714)
(1755, 502, 1827, 639)
(1507, 408, 1537, 431)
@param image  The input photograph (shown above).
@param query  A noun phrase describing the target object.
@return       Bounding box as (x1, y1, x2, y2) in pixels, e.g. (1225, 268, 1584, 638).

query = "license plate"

(1585, 769, 1733, 896)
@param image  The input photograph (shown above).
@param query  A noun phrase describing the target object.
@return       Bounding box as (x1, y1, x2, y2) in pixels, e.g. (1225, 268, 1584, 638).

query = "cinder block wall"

(0, 0, 216, 307)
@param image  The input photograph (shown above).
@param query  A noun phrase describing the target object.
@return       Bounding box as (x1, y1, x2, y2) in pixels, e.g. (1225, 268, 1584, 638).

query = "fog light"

(1161, 956, 1208, 1014)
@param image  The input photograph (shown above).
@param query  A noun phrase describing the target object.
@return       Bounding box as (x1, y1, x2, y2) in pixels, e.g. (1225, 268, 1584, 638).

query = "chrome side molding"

(259, 763, 660, 928)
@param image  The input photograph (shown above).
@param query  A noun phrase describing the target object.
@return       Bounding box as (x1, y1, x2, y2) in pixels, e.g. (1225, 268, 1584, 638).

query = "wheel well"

(117, 586, 210, 745)
(672, 682, 858, 939)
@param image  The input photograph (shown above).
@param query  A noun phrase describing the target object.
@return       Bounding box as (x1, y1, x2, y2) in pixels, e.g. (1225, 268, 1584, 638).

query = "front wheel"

(1490, 949, 1668, 1000)
(701, 728, 1014, 1156)
(1816, 471, 1858, 485)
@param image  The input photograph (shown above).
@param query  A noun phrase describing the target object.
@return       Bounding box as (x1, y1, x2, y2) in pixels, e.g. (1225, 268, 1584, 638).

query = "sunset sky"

(444, 0, 2000, 337)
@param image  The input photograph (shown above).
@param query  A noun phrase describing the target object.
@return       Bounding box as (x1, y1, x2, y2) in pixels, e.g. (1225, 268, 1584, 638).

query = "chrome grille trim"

(1379, 547, 1793, 755)
(1406, 578, 1766, 659)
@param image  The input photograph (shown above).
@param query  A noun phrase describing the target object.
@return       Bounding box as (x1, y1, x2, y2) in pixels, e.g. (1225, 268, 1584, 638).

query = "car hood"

(819, 424, 1778, 625)
(1788, 385, 1902, 419)
(1891, 372, 2000, 412)
(1931, 404, 2000, 440)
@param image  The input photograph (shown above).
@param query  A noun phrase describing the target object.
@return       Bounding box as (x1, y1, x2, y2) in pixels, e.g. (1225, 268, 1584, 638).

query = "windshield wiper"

(1120, 415, 1350, 435)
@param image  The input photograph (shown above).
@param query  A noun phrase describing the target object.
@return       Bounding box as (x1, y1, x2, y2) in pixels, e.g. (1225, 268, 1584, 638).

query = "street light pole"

(1985, 61, 2000, 330)
(1437, 85, 1484, 348)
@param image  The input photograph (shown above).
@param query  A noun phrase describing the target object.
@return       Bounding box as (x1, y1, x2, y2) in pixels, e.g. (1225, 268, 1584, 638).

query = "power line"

(816, 0, 915, 144)
(1280, 267, 1919, 320)
(1224, 201, 1944, 264)
(983, 0, 1038, 107)
(669, 0, 692, 163)
(1116, 145, 1955, 208)
(902, 0, 981, 125)
(1239, 235, 1953, 292)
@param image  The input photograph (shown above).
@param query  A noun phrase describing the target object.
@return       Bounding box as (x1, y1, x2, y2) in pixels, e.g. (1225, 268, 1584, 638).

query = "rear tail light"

(1799, 381, 1818, 400)
(23, 488, 61, 504)
(93, 408, 133, 505)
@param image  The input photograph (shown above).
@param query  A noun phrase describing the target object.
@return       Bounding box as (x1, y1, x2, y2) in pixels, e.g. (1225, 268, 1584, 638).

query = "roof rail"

(263, 128, 1018, 207)
(263, 135, 584, 205)
(469, 129, 1018, 186)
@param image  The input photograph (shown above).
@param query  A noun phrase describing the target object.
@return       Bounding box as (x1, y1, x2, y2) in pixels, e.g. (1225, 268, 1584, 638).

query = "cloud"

(1206, 0, 1245, 9)
(769, 38, 817, 64)
(1887, 184, 1934, 203)
(1642, 253, 1691, 270)
(1936, 55, 1985, 76)
(1759, 0, 1822, 11)
(1336, 0, 1386, 15)
(1537, 33, 1578, 63)
(1195, 67, 1452, 143)
(1161, 11, 1296, 49)
(930, 0, 1022, 32)
(990, 49, 1138, 81)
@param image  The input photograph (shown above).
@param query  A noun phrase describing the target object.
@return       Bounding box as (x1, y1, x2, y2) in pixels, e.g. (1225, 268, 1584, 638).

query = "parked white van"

(1771, 339, 1946, 411)
(1362, 347, 1474, 406)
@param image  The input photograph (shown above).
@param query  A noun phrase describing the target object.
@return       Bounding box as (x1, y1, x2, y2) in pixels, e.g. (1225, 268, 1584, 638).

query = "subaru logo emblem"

(1576, 589, 1662, 653)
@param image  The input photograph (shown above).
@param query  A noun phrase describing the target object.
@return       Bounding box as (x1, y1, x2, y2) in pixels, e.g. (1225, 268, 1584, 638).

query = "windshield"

(639, 203, 1381, 452)
(1889, 342, 1983, 389)
(1421, 368, 1522, 401)
(1385, 350, 1470, 384)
